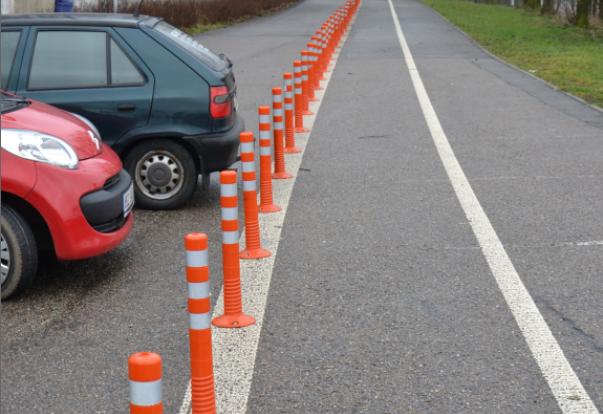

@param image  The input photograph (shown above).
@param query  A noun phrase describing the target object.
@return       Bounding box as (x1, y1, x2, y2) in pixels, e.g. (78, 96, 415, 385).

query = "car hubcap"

(1, 234, 10, 285)
(135, 150, 185, 200)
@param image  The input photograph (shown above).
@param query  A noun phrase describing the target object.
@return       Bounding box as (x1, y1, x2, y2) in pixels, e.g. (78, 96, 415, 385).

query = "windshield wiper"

(0, 97, 31, 105)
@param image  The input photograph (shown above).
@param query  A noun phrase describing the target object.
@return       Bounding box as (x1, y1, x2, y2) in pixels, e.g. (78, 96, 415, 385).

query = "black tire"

(1, 204, 38, 300)
(124, 139, 197, 210)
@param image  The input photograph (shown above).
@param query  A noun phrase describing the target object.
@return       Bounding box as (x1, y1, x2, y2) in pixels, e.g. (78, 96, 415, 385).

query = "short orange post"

(271, 87, 292, 180)
(293, 60, 309, 133)
(184, 233, 216, 414)
(128, 352, 163, 414)
(212, 171, 256, 328)
(258, 106, 281, 213)
(239, 132, 271, 259)
(283, 73, 300, 153)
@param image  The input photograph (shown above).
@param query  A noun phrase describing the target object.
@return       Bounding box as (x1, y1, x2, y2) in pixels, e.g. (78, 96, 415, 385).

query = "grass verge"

(422, 0, 603, 108)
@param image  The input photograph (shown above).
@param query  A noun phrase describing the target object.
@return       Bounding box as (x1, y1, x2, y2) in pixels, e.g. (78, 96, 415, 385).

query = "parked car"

(1, 13, 242, 209)
(1, 91, 134, 299)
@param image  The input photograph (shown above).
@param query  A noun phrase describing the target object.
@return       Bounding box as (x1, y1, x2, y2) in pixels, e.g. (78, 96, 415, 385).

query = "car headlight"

(1, 129, 79, 169)
(69, 112, 102, 144)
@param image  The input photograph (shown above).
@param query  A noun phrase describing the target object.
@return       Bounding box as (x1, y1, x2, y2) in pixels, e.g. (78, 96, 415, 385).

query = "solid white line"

(386, 1, 600, 413)
(177, 10, 359, 414)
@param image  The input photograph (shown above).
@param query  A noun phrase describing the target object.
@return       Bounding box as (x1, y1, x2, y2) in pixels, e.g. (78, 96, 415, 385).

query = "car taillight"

(210, 86, 232, 119)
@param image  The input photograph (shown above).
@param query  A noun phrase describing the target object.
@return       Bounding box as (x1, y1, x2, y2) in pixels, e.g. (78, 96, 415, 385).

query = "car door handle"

(117, 104, 136, 112)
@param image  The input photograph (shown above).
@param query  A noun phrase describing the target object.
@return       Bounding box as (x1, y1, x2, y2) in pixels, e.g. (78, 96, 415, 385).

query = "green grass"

(422, 0, 603, 108)
(185, 23, 228, 35)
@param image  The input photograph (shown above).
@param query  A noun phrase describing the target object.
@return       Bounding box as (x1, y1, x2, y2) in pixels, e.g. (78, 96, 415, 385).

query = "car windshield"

(0, 91, 30, 114)
(153, 21, 226, 72)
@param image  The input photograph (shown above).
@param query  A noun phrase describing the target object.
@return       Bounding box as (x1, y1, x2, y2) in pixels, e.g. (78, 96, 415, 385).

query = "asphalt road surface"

(2, 0, 602, 413)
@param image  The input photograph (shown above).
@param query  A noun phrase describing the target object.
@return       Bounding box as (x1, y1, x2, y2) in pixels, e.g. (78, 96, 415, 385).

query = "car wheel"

(1, 205, 38, 300)
(124, 139, 197, 210)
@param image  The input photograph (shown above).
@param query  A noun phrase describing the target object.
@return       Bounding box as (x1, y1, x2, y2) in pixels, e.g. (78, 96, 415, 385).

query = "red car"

(1, 92, 134, 299)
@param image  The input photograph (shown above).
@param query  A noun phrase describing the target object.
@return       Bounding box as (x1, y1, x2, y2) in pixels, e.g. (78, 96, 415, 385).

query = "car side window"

(110, 39, 144, 86)
(28, 31, 108, 90)
(1, 31, 21, 89)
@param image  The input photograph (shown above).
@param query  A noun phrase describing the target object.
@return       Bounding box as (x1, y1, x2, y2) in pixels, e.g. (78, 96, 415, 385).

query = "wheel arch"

(1, 192, 55, 256)
(117, 134, 202, 174)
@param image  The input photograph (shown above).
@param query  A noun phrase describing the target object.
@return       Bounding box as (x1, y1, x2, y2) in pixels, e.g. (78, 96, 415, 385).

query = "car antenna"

(134, 0, 144, 17)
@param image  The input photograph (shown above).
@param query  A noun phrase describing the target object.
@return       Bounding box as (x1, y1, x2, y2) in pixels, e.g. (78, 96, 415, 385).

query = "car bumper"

(26, 146, 133, 261)
(183, 114, 244, 174)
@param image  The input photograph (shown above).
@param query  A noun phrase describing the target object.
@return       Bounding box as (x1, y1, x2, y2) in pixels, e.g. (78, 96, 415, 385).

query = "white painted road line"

(387, 1, 600, 413)
(177, 10, 359, 414)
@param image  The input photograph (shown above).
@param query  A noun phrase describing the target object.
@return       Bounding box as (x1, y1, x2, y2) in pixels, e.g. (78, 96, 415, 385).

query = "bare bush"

(76, 0, 298, 28)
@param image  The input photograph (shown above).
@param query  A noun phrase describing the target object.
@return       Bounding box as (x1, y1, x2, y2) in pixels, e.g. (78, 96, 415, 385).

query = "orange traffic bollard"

(271, 87, 293, 180)
(302, 50, 318, 104)
(212, 170, 256, 328)
(300, 51, 315, 113)
(283, 73, 301, 154)
(293, 60, 309, 133)
(258, 106, 281, 213)
(239, 132, 272, 259)
(184, 233, 216, 414)
(128, 352, 163, 414)
(307, 42, 321, 91)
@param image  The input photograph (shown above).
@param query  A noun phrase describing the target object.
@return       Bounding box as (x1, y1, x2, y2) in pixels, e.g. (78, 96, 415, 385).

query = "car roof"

(0, 13, 161, 28)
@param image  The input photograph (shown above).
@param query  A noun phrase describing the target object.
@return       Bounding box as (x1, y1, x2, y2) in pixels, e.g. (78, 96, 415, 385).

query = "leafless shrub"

(77, 0, 298, 28)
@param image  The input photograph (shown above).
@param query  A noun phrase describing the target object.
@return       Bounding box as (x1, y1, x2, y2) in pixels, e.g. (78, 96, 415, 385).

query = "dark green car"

(1, 13, 243, 209)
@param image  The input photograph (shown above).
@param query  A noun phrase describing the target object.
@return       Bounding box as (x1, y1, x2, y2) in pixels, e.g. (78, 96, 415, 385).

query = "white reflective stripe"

(189, 312, 211, 330)
(222, 206, 238, 221)
(295, 88, 302, 94)
(188, 281, 209, 299)
(285, 79, 293, 87)
(274, 122, 284, 130)
(242, 160, 255, 173)
(259, 115, 271, 124)
(302, 56, 308, 62)
(260, 146, 271, 156)
(285, 103, 294, 110)
(130, 380, 162, 407)
(221, 183, 237, 197)
(186, 250, 208, 267)
(241, 142, 254, 154)
(274, 108, 283, 116)
(303, 74, 308, 81)
(294, 66, 301, 73)
(285, 91, 294, 99)
(223, 230, 239, 244)
(259, 130, 271, 139)
(242, 179, 256, 192)
(272, 94, 282, 103)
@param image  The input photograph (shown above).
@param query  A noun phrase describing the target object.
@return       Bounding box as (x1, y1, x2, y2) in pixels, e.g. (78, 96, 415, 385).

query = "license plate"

(122, 184, 135, 218)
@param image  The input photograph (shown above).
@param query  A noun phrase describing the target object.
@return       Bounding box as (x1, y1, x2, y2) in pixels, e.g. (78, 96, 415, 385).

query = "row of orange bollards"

(127, 0, 360, 412)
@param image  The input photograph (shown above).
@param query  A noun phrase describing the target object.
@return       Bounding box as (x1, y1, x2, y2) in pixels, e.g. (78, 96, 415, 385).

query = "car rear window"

(153, 21, 225, 72)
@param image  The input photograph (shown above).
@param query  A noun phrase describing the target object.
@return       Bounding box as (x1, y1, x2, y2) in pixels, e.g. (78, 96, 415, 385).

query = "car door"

(16, 27, 154, 146)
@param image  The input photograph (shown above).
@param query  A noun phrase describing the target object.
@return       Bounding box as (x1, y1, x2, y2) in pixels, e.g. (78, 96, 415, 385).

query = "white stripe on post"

(186, 250, 208, 267)
(221, 207, 238, 221)
(188, 281, 210, 299)
(130, 380, 162, 407)
(221, 183, 237, 197)
(222, 230, 239, 244)
(189, 312, 211, 330)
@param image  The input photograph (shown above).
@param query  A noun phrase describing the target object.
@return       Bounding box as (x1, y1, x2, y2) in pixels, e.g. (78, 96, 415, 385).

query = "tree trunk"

(575, 0, 590, 27)
(541, 0, 554, 13)
(525, 0, 540, 9)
